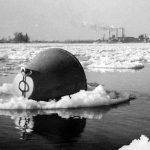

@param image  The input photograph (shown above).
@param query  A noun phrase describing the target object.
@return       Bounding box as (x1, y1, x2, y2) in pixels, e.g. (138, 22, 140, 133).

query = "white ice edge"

(0, 83, 131, 110)
(119, 135, 150, 150)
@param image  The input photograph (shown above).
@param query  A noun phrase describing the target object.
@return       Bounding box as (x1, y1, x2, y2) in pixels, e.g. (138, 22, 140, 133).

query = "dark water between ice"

(0, 65, 150, 150)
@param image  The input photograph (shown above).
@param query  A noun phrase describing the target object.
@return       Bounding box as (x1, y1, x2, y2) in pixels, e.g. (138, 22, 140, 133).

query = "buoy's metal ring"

(19, 80, 29, 93)
(18, 67, 31, 97)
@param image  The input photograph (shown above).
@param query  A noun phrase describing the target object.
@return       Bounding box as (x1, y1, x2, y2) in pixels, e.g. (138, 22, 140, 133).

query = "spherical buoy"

(13, 48, 87, 101)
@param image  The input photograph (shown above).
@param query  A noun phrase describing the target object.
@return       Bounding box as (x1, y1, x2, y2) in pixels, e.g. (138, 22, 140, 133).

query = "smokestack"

(109, 29, 111, 39)
(116, 28, 118, 39)
(122, 28, 125, 37)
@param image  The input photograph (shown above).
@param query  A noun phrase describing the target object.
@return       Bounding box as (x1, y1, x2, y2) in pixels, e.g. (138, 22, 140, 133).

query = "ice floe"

(0, 83, 131, 110)
(0, 43, 150, 74)
(119, 135, 150, 150)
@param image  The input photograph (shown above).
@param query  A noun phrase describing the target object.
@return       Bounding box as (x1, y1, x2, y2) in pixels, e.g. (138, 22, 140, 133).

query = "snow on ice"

(0, 43, 150, 74)
(119, 135, 150, 150)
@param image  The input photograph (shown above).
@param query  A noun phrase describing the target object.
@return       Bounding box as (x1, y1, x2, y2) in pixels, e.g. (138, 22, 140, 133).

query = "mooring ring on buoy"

(18, 76, 30, 97)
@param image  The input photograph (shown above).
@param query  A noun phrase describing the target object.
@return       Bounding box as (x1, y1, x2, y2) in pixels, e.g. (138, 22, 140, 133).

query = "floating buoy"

(13, 48, 87, 101)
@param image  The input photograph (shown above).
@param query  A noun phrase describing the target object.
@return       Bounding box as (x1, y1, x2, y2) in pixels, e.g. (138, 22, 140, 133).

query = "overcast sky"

(0, 0, 150, 40)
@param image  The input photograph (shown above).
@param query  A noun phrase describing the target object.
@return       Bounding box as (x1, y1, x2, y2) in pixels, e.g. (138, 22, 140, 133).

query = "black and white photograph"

(0, 0, 150, 149)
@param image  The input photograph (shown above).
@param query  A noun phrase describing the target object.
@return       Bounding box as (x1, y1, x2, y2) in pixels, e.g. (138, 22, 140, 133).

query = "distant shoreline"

(0, 41, 150, 44)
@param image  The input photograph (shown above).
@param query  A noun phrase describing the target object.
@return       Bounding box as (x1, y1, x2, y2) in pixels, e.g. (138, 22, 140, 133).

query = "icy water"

(0, 43, 150, 150)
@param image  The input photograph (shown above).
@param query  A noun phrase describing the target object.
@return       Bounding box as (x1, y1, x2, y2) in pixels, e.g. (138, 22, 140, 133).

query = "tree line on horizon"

(0, 32, 95, 43)
(0, 32, 30, 43)
(0, 31, 150, 44)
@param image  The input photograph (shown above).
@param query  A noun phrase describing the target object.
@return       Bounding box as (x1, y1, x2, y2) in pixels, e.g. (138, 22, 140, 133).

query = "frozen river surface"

(0, 43, 150, 150)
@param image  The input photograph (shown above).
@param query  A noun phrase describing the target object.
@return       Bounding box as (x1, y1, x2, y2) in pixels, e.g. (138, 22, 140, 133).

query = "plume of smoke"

(82, 21, 122, 32)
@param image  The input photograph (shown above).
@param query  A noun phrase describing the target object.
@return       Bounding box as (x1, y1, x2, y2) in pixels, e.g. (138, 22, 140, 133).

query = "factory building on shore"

(97, 27, 149, 43)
